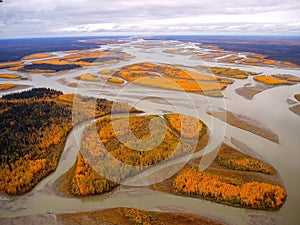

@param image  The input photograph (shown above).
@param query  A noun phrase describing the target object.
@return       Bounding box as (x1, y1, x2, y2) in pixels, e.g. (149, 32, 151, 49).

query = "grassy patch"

(216, 143, 275, 174)
(101, 75, 124, 83)
(66, 82, 78, 88)
(294, 94, 300, 102)
(0, 61, 24, 69)
(208, 67, 255, 79)
(207, 110, 279, 143)
(0, 83, 17, 91)
(98, 69, 113, 75)
(273, 74, 300, 83)
(33, 58, 71, 65)
(113, 62, 230, 95)
(290, 104, 300, 117)
(63, 50, 133, 66)
(23, 53, 53, 60)
(0, 74, 21, 79)
(254, 75, 293, 85)
(75, 73, 99, 81)
(57, 207, 225, 225)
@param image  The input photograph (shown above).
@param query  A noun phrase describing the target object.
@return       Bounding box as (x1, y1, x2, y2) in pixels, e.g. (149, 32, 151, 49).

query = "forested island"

(59, 113, 209, 196)
(152, 143, 287, 210)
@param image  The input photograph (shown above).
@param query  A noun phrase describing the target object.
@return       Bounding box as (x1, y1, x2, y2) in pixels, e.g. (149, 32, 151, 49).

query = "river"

(0, 39, 300, 225)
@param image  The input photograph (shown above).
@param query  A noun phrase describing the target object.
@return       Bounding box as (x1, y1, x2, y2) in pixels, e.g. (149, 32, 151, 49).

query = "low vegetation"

(216, 144, 275, 174)
(254, 75, 293, 85)
(108, 77, 124, 83)
(0, 83, 17, 91)
(98, 69, 113, 74)
(75, 73, 99, 81)
(294, 94, 300, 102)
(113, 62, 231, 96)
(22, 53, 53, 60)
(63, 50, 133, 66)
(290, 104, 300, 117)
(221, 56, 243, 63)
(198, 53, 227, 59)
(66, 82, 78, 88)
(57, 207, 226, 225)
(152, 143, 286, 210)
(235, 85, 266, 100)
(33, 58, 71, 65)
(0, 74, 21, 79)
(0, 50, 133, 74)
(210, 50, 299, 68)
(273, 74, 300, 82)
(0, 61, 24, 70)
(207, 110, 279, 143)
(208, 67, 255, 79)
(101, 75, 125, 83)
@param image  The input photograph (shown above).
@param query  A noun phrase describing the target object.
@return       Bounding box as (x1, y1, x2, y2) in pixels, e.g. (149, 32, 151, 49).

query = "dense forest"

(2, 88, 62, 100)
(0, 88, 141, 195)
(20, 63, 80, 72)
(0, 88, 73, 194)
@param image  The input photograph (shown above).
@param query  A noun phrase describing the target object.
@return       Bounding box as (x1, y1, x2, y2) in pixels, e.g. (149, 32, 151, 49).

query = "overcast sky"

(1, 0, 300, 38)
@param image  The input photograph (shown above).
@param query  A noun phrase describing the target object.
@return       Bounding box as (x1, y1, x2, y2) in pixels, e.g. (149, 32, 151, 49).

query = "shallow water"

(0, 39, 300, 225)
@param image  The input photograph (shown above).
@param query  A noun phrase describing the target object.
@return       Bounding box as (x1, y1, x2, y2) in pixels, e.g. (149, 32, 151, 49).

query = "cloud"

(1, 0, 300, 38)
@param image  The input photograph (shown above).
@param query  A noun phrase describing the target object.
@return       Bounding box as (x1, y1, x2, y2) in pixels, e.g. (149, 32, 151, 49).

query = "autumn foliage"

(216, 143, 276, 174)
(171, 143, 286, 210)
(113, 62, 230, 95)
(0, 74, 21, 79)
(164, 114, 205, 139)
(272, 74, 300, 83)
(58, 207, 225, 225)
(0, 88, 141, 195)
(0, 89, 72, 194)
(75, 73, 99, 81)
(70, 153, 117, 196)
(0, 83, 17, 91)
(294, 94, 300, 102)
(208, 67, 254, 79)
(0, 61, 24, 70)
(254, 75, 293, 85)
(23, 53, 53, 60)
(174, 167, 286, 209)
(67, 113, 208, 196)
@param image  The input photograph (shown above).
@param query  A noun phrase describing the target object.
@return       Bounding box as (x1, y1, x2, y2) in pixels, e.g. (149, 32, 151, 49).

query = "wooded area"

(0, 88, 141, 195)
(68, 113, 208, 196)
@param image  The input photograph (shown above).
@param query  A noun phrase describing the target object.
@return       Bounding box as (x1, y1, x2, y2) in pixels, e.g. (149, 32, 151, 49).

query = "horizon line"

(1, 33, 300, 40)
